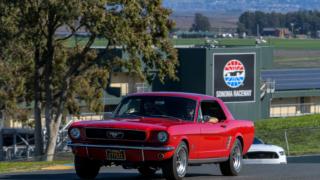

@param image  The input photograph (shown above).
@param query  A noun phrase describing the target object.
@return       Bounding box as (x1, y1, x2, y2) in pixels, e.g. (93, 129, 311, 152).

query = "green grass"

(255, 114, 320, 155)
(267, 38, 320, 50)
(65, 37, 108, 47)
(0, 160, 71, 174)
(64, 37, 320, 50)
(218, 38, 256, 46)
(215, 38, 320, 50)
(172, 38, 320, 50)
(172, 38, 211, 46)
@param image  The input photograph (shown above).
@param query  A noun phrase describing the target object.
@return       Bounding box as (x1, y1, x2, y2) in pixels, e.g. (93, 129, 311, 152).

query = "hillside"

(163, 0, 320, 13)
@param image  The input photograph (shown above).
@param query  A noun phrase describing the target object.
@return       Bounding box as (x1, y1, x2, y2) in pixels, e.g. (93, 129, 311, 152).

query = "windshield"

(114, 96, 197, 121)
(253, 137, 264, 144)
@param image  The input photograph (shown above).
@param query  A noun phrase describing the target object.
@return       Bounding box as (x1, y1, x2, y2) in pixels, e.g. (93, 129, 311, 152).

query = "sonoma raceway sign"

(213, 53, 256, 103)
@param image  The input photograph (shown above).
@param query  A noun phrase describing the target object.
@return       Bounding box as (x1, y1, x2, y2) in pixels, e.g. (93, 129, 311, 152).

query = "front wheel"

(162, 142, 188, 180)
(219, 139, 243, 176)
(74, 156, 101, 179)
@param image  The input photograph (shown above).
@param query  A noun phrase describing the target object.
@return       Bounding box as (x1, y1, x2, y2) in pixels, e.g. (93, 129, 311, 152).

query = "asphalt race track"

(1, 156, 320, 180)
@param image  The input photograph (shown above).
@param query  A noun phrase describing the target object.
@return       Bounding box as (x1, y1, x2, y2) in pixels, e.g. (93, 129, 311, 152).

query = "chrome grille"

(85, 128, 146, 141)
(243, 151, 279, 159)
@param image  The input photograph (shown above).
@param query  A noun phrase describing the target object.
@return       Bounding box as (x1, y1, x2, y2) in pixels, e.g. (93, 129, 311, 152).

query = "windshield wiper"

(116, 113, 142, 118)
(148, 114, 182, 121)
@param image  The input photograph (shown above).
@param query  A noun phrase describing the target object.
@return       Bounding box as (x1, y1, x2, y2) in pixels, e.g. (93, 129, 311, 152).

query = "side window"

(201, 101, 226, 121)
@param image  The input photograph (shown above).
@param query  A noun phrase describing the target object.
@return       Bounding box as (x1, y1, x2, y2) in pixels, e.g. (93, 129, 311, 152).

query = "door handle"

(220, 124, 227, 128)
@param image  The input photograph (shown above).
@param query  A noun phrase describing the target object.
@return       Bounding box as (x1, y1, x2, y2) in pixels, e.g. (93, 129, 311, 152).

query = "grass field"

(0, 160, 71, 174)
(66, 37, 108, 47)
(267, 38, 320, 50)
(66, 37, 320, 50)
(255, 114, 320, 155)
(172, 38, 320, 50)
(173, 38, 255, 46)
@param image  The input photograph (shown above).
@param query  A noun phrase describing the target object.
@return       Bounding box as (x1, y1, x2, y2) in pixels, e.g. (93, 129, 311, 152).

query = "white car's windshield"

(253, 137, 264, 144)
(114, 96, 197, 121)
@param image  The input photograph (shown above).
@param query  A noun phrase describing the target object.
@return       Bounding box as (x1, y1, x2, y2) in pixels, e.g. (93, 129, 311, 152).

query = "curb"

(41, 164, 74, 171)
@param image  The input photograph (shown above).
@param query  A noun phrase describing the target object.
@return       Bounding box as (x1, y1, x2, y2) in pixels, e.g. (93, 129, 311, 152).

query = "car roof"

(128, 91, 218, 101)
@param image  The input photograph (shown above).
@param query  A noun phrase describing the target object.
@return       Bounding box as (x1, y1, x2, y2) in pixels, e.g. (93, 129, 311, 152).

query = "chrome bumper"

(68, 142, 175, 151)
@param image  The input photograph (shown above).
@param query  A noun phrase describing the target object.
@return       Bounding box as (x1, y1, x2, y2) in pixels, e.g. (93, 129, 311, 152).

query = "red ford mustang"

(68, 92, 254, 180)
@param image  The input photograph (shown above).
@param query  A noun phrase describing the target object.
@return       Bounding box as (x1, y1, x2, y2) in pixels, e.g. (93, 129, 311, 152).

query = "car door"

(198, 100, 229, 159)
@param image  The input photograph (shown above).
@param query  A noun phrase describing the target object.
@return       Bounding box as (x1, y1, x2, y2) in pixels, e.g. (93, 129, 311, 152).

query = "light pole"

(290, 23, 294, 38)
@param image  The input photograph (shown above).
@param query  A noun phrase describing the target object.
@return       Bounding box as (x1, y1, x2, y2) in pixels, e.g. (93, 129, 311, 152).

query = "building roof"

(261, 68, 320, 91)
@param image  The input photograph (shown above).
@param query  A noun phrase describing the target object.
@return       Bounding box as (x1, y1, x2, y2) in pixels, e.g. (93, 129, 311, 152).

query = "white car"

(243, 137, 287, 164)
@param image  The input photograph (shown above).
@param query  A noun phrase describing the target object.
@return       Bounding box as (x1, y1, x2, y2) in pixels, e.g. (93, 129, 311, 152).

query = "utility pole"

(0, 111, 3, 129)
(0, 126, 3, 161)
(257, 24, 260, 37)
(290, 23, 294, 38)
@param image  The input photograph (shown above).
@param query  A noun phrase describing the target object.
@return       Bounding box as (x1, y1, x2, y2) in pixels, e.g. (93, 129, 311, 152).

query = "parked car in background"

(243, 137, 287, 164)
(68, 92, 255, 180)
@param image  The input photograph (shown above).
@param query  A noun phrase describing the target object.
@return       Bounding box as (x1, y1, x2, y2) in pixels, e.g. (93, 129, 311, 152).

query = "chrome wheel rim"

(232, 144, 242, 172)
(176, 147, 187, 177)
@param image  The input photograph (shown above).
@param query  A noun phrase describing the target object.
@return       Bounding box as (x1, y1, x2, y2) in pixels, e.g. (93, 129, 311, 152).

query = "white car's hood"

(248, 144, 285, 152)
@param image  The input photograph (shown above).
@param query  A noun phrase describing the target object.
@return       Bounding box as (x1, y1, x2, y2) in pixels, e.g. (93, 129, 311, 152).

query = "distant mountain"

(163, 0, 320, 13)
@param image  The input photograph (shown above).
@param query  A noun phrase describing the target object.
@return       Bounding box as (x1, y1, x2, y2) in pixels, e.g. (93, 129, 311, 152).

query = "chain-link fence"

(1, 131, 71, 162)
(0, 112, 114, 162)
(256, 127, 320, 156)
(1, 151, 73, 162)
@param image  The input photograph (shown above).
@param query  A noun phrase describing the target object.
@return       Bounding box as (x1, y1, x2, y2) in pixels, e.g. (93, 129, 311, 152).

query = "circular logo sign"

(223, 59, 245, 88)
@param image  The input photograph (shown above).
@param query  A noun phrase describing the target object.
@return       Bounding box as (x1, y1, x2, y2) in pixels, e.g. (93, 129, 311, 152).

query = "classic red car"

(68, 92, 254, 180)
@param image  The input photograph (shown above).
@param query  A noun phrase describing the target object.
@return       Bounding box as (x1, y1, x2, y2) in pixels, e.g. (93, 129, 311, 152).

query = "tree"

(239, 11, 256, 35)
(237, 22, 246, 34)
(0, 1, 33, 128)
(0, 0, 178, 161)
(190, 13, 211, 32)
(238, 10, 320, 37)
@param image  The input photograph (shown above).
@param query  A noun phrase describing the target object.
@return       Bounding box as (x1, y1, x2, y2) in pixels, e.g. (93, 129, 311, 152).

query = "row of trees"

(0, 0, 177, 161)
(238, 10, 320, 36)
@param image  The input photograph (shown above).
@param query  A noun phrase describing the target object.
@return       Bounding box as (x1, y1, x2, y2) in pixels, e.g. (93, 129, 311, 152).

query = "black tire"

(162, 142, 188, 180)
(219, 139, 243, 176)
(138, 166, 157, 177)
(74, 156, 101, 179)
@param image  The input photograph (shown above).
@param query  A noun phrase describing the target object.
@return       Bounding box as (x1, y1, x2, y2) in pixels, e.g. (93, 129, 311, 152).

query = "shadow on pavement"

(0, 172, 221, 180)
(0, 173, 76, 180)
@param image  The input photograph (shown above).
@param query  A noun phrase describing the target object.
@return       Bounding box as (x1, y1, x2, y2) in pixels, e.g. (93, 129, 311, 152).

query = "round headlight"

(70, 128, 81, 139)
(157, 131, 168, 143)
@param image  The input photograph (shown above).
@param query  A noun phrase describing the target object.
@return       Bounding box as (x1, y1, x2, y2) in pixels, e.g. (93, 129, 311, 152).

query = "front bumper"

(68, 142, 175, 162)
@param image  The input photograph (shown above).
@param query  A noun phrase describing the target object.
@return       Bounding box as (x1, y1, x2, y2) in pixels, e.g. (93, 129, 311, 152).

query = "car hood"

(248, 144, 285, 152)
(71, 117, 188, 131)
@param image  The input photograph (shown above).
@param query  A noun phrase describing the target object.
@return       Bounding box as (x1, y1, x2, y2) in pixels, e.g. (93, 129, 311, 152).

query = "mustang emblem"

(106, 131, 124, 139)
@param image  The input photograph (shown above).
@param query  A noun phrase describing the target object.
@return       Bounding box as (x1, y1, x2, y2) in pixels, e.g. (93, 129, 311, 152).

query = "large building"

(153, 46, 273, 120)
(261, 68, 320, 117)
(152, 46, 320, 120)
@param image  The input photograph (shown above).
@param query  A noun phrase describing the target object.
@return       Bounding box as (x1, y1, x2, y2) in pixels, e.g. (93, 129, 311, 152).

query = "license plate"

(106, 149, 126, 161)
